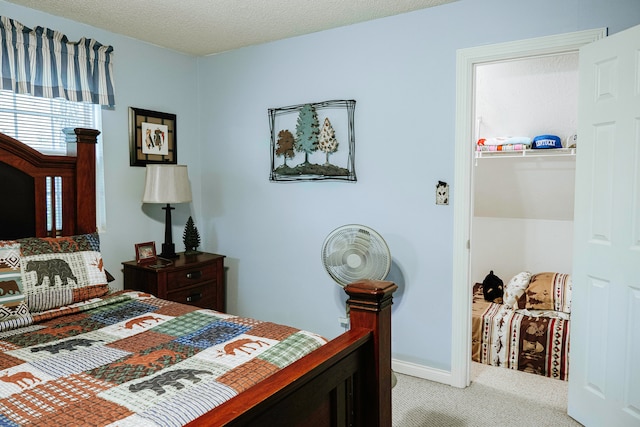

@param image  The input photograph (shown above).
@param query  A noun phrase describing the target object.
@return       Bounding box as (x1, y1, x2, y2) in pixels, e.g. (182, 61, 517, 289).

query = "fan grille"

(321, 225, 391, 287)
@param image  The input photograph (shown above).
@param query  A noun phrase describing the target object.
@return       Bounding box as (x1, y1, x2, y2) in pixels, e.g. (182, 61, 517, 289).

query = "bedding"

(518, 272, 572, 314)
(1, 233, 109, 332)
(503, 271, 531, 309)
(475, 143, 529, 152)
(15, 233, 109, 312)
(0, 242, 30, 329)
(0, 291, 326, 426)
(476, 136, 532, 146)
(476, 137, 531, 153)
(471, 280, 570, 380)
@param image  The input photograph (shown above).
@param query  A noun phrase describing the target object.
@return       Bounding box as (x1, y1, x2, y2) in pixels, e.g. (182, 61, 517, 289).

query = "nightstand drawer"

(167, 282, 215, 309)
(166, 264, 216, 289)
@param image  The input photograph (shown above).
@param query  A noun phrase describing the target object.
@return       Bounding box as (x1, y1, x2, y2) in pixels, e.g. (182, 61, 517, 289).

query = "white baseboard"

(392, 358, 452, 386)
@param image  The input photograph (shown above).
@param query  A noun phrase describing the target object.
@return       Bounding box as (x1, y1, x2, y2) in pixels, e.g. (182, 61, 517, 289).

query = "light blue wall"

(196, 0, 640, 371)
(2, 0, 639, 373)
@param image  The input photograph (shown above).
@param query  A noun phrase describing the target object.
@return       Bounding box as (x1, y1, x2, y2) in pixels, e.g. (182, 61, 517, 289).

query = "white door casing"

(568, 23, 640, 426)
(452, 28, 606, 389)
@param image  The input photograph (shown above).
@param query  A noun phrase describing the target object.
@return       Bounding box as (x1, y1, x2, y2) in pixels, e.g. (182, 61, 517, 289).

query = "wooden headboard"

(0, 128, 99, 239)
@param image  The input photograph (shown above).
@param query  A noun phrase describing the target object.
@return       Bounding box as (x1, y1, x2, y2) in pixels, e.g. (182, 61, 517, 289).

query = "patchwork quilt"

(0, 291, 327, 426)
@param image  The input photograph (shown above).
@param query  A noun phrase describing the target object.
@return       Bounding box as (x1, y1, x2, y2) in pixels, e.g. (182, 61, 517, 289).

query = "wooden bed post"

(63, 127, 100, 234)
(344, 279, 397, 427)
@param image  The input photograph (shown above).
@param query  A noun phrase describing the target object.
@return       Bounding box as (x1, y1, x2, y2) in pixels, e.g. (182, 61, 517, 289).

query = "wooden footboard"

(187, 280, 397, 427)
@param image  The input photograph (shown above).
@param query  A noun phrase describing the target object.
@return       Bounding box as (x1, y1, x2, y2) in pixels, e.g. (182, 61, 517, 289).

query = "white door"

(568, 24, 640, 426)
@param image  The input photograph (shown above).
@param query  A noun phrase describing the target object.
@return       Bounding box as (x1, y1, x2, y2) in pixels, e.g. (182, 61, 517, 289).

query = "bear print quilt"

(0, 291, 326, 426)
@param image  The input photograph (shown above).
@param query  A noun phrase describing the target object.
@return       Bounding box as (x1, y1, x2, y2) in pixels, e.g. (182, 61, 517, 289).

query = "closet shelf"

(475, 147, 576, 159)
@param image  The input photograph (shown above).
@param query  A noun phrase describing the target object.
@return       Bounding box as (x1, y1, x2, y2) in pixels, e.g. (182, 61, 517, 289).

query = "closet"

(469, 53, 578, 381)
(471, 53, 578, 286)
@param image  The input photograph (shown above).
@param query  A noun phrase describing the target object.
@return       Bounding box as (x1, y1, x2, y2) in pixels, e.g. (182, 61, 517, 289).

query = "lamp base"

(160, 203, 178, 258)
(160, 243, 178, 259)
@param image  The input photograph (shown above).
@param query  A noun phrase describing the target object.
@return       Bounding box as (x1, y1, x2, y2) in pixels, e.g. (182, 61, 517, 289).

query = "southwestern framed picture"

(129, 107, 177, 166)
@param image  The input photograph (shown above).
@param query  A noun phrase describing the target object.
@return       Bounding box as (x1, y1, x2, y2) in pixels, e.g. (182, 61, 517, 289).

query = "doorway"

(451, 28, 606, 389)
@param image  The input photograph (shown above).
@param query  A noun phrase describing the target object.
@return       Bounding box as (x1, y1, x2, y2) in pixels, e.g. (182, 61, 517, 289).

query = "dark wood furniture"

(0, 129, 396, 427)
(122, 252, 225, 311)
(0, 128, 99, 239)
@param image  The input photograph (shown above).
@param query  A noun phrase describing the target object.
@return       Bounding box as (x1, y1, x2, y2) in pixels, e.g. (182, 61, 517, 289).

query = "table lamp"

(142, 164, 192, 258)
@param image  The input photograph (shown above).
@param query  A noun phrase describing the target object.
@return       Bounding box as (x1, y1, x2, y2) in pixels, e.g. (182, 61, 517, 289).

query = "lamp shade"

(142, 165, 192, 204)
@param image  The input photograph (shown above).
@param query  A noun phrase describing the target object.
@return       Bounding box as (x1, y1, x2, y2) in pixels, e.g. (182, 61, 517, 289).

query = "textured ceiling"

(6, 0, 455, 56)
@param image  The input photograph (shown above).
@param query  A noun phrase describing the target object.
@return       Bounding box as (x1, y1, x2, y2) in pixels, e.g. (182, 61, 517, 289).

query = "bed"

(471, 271, 571, 381)
(0, 128, 396, 426)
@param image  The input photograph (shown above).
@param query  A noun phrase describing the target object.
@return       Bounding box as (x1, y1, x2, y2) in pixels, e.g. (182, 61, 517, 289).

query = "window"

(0, 89, 106, 232)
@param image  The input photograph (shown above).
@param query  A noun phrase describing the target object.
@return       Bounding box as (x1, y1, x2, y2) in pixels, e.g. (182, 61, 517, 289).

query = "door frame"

(450, 28, 606, 388)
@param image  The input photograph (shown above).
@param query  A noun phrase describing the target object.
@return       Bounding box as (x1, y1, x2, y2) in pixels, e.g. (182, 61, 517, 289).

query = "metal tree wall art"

(269, 99, 356, 182)
(276, 130, 295, 167)
(319, 117, 338, 165)
(295, 104, 319, 164)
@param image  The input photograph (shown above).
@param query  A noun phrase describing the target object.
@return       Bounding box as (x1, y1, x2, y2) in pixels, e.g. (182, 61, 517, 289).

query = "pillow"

(17, 233, 109, 312)
(503, 271, 531, 309)
(0, 241, 33, 330)
(518, 272, 572, 314)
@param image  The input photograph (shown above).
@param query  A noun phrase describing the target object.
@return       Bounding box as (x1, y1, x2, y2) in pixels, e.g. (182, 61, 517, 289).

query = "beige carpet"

(392, 362, 582, 427)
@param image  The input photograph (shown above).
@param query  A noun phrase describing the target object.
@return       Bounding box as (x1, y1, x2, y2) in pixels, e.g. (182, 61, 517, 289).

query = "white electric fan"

(321, 224, 396, 387)
(321, 224, 391, 288)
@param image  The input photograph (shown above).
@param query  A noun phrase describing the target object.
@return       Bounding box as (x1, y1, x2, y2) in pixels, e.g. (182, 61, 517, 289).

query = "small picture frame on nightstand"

(135, 242, 157, 264)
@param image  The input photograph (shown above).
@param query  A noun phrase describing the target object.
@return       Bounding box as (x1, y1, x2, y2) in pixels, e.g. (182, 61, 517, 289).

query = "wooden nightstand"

(122, 252, 225, 311)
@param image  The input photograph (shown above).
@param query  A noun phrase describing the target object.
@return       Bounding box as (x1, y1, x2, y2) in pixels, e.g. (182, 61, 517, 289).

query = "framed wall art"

(129, 107, 177, 166)
(269, 99, 356, 182)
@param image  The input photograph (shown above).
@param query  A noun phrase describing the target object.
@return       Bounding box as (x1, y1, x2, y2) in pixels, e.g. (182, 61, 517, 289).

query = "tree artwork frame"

(269, 99, 356, 182)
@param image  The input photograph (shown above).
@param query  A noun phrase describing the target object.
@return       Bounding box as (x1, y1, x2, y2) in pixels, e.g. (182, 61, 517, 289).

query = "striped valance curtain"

(0, 16, 115, 106)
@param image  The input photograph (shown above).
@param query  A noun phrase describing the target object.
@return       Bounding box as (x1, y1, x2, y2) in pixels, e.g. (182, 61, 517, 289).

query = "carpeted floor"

(392, 362, 582, 427)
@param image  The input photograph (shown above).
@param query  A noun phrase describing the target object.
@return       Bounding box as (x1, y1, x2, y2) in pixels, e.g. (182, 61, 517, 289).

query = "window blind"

(0, 90, 96, 154)
(0, 89, 105, 232)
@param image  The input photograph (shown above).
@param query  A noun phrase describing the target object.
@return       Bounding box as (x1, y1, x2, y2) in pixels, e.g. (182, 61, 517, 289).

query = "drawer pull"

(186, 271, 202, 280)
(186, 293, 202, 302)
